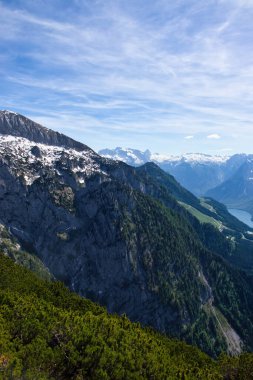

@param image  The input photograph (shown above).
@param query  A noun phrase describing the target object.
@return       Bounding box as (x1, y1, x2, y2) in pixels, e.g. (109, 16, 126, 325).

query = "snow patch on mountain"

(1, 110, 18, 116)
(0, 134, 107, 186)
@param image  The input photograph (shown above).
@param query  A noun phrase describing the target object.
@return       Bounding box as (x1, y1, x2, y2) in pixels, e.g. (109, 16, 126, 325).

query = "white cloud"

(207, 134, 221, 139)
(185, 135, 194, 139)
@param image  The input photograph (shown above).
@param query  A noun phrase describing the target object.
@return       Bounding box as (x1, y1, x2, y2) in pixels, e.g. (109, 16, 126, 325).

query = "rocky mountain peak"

(0, 110, 91, 152)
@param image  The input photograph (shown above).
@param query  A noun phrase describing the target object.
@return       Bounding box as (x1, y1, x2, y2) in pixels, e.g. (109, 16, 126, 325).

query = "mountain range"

(1, 110, 253, 358)
(99, 147, 253, 218)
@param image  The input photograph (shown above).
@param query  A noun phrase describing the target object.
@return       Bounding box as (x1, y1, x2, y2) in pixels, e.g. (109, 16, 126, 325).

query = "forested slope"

(0, 253, 253, 380)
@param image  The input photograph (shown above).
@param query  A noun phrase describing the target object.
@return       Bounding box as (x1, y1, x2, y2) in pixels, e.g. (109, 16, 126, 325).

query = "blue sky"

(1, 0, 253, 155)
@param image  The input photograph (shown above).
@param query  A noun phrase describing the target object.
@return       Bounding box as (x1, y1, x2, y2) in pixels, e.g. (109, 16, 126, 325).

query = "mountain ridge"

(1, 111, 253, 356)
(0, 110, 91, 152)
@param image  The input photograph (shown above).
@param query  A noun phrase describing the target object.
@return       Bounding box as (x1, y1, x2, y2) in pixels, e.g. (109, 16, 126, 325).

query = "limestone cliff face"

(1, 111, 252, 357)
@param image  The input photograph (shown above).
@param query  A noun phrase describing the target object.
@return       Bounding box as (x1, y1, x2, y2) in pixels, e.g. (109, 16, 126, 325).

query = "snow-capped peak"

(98, 147, 230, 166)
(152, 152, 230, 164)
(99, 147, 151, 166)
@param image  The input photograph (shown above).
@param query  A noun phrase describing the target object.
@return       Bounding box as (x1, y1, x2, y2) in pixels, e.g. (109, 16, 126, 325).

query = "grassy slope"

(179, 201, 223, 229)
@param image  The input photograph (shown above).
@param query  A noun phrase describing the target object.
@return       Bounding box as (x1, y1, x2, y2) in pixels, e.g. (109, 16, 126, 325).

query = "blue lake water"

(228, 208, 253, 228)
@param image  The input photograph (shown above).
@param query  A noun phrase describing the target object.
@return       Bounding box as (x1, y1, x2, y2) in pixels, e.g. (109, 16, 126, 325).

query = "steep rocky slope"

(0, 223, 52, 280)
(1, 110, 253, 357)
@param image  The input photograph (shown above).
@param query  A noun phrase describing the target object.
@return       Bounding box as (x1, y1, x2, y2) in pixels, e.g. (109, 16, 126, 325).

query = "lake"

(228, 208, 253, 228)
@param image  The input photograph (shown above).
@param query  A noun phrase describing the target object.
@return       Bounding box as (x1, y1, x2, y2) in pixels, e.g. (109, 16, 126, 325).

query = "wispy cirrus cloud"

(0, 0, 253, 154)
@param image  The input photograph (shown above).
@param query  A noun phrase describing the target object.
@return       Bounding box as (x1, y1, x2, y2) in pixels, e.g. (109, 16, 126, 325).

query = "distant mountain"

(99, 147, 251, 208)
(100, 147, 152, 166)
(207, 157, 253, 215)
(159, 154, 248, 197)
(99, 147, 230, 166)
(1, 111, 253, 357)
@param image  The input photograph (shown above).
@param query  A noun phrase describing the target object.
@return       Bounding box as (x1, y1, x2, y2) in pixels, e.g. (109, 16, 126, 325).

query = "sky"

(1, 0, 253, 155)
